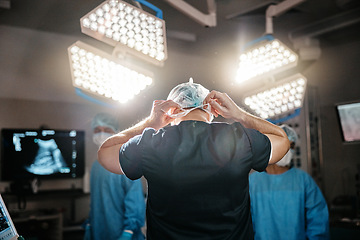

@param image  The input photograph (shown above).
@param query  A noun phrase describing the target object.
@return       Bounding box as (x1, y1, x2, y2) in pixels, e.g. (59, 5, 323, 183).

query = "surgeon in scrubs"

(96, 79, 290, 240)
(86, 113, 145, 240)
(249, 124, 330, 240)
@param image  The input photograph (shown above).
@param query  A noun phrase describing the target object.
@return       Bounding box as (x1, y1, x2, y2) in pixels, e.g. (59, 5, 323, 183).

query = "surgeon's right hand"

(147, 100, 181, 130)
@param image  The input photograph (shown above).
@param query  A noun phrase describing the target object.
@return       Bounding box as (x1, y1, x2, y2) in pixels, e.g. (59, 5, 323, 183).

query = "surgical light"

(236, 35, 298, 83)
(68, 41, 153, 104)
(243, 74, 307, 119)
(80, 0, 167, 66)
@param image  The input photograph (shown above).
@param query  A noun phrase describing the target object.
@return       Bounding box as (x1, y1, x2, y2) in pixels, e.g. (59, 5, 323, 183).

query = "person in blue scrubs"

(249, 124, 330, 240)
(96, 80, 290, 240)
(85, 113, 145, 240)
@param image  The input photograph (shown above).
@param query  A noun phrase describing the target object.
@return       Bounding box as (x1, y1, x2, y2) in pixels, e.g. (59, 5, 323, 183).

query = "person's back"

(122, 120, 271, 239)
(98, 80, 290, 240)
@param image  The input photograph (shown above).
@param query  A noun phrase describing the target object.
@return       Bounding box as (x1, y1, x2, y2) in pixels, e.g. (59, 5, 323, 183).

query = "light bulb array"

(81, 0, 167, 65)
(68, 41, 153, 103)
(243, 74, 307, 119)
(236, 39, 298, 83)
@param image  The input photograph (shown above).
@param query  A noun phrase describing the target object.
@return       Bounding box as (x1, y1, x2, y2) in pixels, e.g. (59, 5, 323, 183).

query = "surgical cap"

(280, 124, 298, 143)
(167, 78, 210, 108)
(91, 113, 119, 132)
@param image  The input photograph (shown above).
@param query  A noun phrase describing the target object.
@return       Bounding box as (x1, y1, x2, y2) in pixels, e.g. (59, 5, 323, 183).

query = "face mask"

(93, 132, 112, 147)
(165, 103, 214, 122)
(276, 149, 293, 167)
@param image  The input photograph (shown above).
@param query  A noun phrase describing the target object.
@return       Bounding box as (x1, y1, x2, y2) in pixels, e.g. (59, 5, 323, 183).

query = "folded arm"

(97, 100, 180, 174)
(204, 91, 289, 164)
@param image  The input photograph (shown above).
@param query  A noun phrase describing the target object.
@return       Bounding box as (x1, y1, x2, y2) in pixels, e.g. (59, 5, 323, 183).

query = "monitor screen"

(0, 194, 18, 240)
(1, 129, 85, 181)
(336, 101, 360, 143)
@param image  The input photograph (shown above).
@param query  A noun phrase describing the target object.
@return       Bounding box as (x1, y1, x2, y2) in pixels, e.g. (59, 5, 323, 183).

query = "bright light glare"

(68, 42, 153, 103)
(236, 39, 298, 83)
(243, 75, 307, 119)
(81, 0, 167, 64)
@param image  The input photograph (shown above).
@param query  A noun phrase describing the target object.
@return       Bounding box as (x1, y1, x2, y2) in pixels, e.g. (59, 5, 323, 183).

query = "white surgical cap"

(167, 78, 210, 108)
(91, 113, 119, 132)
(280, 124, 298, 143)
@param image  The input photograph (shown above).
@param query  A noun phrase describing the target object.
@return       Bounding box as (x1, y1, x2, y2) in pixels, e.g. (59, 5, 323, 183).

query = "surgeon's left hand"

(147, 100, 181, 130)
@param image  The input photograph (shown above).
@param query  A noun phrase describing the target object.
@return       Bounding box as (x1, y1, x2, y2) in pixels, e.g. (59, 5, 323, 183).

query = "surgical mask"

(164, 103, 214, 122)
(93, 132, 112, 147)
(276, 149, 293, 167)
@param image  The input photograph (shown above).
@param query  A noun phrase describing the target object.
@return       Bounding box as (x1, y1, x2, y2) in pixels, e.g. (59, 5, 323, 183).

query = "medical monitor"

(0, 128, 85, 181)
(336, 101, 360, 143)
(0, 194, 19, 240)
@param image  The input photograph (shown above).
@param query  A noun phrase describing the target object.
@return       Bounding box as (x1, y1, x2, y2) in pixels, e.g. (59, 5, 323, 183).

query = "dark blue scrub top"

(120, 120, 271, 240)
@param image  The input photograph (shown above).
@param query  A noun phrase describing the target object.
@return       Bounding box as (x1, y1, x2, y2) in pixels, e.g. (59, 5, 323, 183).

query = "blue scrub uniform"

(249, 167, 330, 240)
(119, 120, 271, 240)
(89, 160, 145, 240)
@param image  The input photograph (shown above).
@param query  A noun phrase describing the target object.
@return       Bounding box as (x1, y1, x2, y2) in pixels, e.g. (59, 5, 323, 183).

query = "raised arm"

(97, 100, 180, 174)
(204, 91, 289, 164)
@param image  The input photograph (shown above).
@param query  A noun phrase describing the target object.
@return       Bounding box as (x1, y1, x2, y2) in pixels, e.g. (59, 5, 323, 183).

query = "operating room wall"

(300, 38, 360, 204)
(0, 97, 108, 222)
(1, 23, 360, 220)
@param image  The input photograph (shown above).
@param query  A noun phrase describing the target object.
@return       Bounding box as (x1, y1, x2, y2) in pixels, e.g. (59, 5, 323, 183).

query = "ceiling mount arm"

(164, 0, 216, 27)
(266, 0, 306, 34)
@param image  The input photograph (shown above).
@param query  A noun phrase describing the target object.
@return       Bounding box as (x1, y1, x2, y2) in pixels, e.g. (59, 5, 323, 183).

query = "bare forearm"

(97, 117, 153, 174)
(231, 107, 289, 164)
(101, 117, 152, 148)
(232, 107, 287, 139)
(97, 100, 180, 174)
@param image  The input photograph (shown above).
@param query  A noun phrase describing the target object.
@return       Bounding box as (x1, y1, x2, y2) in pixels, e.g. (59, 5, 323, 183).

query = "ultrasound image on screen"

(25, 139, 69, 175)
(1, 129, 85, 181)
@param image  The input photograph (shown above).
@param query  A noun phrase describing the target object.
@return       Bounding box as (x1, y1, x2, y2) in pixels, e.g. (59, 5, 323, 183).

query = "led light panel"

(243, 74, 307, 119)
(236, 38, 298, 83)
(68, 41, 153, 103)
(80, 0, 167, 66)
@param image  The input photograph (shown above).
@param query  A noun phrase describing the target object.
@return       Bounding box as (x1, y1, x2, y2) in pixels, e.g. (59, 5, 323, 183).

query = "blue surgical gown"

(89, 160, 145, 240)
(249, 167, 329, 240)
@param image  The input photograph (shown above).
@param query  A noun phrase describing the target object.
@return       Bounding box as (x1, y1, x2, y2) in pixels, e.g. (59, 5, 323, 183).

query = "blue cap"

(280, 124, 298, 143)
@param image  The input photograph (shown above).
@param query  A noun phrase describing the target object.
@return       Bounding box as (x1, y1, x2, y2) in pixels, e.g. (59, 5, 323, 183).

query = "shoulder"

(123, 127, 157, 149)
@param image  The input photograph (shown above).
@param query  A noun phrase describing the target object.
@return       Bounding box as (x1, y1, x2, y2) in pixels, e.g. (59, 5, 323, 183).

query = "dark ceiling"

(0, 0, 360, 110)
(1, 0, 360, 48)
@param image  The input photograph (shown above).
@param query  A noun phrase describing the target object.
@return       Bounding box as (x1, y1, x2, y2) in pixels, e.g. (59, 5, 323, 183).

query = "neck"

(174, 109, 210, 125)
(266, 164, 290, 174)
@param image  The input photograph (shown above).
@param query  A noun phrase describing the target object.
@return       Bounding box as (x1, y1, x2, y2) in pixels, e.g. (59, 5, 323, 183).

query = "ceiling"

(0, 0, 360, 113)
(1, 0, 359, 42)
